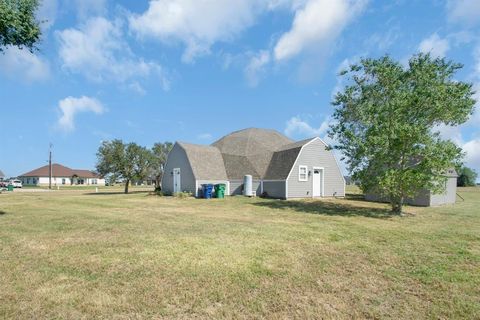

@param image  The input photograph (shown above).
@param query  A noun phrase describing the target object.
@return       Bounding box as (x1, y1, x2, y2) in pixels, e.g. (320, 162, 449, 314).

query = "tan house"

(19, 164, 105, 186)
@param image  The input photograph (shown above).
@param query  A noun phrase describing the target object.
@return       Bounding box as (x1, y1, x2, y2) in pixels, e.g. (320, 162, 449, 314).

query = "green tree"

(457, 166, 478, 187)
(0, 0, 41, 52)
(96, 140, 154, 194)
(329, 54, 476, 214)
(150, 142, 173, 189)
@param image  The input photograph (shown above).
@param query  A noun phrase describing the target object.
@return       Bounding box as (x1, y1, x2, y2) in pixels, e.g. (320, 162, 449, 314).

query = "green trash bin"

(7, 185, 14, 192)
(215, 184, 226, 199)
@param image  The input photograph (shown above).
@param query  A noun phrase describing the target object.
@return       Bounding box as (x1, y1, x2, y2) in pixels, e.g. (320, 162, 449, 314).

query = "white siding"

(286, 139, 345, 198)
(430, 176, 457, 206)
(23, 176, 105, 186)
(365, 177, 457, 207)
(229, 180, 261, 196)
(161, 144, 196, 195)
(263, 181, 286, 199)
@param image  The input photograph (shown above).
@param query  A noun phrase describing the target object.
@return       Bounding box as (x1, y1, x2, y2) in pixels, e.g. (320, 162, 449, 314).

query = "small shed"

(365, 169, 458, 207)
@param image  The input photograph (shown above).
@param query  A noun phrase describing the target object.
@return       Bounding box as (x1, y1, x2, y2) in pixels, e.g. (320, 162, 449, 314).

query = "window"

(92, 179, 97, 185)
(62, 179, 66, 185)
(299, 166, 308, 181)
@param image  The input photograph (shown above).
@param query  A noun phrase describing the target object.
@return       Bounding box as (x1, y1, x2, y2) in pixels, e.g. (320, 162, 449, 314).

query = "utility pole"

(48, 143, 53, 189)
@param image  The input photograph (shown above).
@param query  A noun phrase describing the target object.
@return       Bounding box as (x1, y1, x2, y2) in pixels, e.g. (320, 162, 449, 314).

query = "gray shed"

(365, 169, 458, 207)
(161, 128, 345, 199)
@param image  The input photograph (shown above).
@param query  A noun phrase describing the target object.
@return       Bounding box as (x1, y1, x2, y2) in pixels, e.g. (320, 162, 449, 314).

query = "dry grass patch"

(0, 187, 479, 318)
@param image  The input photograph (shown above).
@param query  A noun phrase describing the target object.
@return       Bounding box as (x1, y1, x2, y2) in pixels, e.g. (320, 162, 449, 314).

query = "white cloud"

(57, 17, 169, 90)
(364, 28, 400, 52)
(435, 124, 464, 145)
(57, 96, 105, 132)
(244, 50, 271, 87)
(70, 0, 107, 19)
(128, 82, 147, 95)
(331, 56, 363, 99)
(418, 33, 450, 58)
(474, 47, 480, 78)
(0, 46, 50, 82)
(274, 0, 368, 61)
(463, 139, 480, 171)
(447, 0, 480, 26)
(284, 116, 330, 138)
(37, 0, 58, 30)
(129, 0, 266, 62)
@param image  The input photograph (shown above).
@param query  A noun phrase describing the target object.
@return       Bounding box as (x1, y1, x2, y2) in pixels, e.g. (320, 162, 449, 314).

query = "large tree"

(96, 140, 154, 194)
(329, 54, 476, 214)
(150, 142, 173, 189)
(0, 0, 41, 52)
(457, 166, 478, 187)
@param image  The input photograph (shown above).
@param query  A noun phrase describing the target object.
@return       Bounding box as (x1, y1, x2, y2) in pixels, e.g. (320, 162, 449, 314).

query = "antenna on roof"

(48, 143, 53, 190)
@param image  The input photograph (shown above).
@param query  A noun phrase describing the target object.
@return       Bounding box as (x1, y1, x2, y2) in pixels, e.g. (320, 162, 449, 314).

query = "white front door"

(173, 168, 181, 193)
(312, 168, 323, 197)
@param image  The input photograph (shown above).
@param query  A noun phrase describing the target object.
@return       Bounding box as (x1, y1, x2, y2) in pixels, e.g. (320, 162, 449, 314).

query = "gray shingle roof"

(212, 128, 293, 179)
(176, 129, 317, 181)
(177, 142, 228, 180)
(263, 138, 316, 180)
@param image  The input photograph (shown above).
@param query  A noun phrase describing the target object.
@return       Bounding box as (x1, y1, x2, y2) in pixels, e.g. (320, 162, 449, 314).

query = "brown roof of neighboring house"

(19, 163, 100, 178)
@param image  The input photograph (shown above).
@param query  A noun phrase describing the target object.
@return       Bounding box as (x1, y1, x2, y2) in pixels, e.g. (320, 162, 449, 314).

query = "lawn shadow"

(0, 210, 6, 215)
(253, 198, 392, 219)
(345, 193, 366, 201)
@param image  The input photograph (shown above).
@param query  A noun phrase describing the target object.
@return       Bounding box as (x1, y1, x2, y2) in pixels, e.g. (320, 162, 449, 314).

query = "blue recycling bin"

(202, 184, 214, 199)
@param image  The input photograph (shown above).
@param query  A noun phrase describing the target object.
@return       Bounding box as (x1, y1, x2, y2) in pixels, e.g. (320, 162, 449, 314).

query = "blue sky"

(1, 0, 479, 177)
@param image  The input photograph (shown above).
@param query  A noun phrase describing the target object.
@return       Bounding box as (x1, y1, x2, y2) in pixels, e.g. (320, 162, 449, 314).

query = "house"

(365, 168, 458, 206)
(19, 164, 105, 186)
(161, 128, 345, 199)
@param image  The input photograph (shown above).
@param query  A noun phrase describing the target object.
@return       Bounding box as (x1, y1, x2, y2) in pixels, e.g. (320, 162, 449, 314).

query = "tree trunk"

(391, 196, 404, 215)
(124, 180, 130, 194)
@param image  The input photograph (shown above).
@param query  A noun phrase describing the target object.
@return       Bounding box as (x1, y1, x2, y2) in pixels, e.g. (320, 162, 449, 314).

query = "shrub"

(174, 191, 193, 199)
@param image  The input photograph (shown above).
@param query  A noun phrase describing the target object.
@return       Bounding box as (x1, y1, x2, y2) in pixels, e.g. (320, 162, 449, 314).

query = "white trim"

(298, 165, 308, 182)
(260, 180, 263, 194)
(195, 180, 199, 197)
(285, 179, 288, 200)
(311, 167, 325, 198)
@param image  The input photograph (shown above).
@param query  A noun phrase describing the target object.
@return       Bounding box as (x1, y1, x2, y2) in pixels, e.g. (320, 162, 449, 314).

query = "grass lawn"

(0, 187, 479, 319)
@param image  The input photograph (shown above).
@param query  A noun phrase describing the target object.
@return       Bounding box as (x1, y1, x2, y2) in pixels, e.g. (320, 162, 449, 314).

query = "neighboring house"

(365, 168, 458, 206)
(19, 164, 105, 186)
(162, 128, 345, 199)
